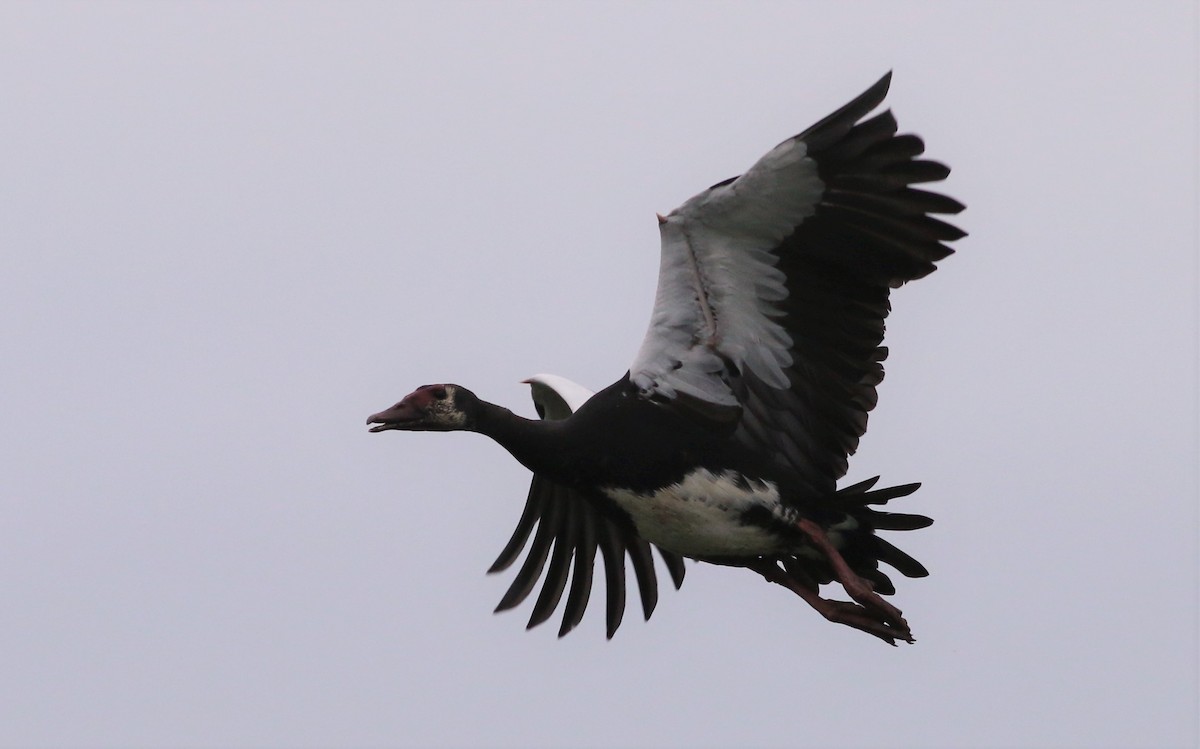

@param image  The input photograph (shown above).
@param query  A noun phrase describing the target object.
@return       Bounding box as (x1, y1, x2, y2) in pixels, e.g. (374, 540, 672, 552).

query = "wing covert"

(628, 72, 965, 496)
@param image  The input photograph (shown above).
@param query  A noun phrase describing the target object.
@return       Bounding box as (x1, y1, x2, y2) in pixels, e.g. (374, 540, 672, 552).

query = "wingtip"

(641, 599, 656, 622)
(867, 70, 893, 104)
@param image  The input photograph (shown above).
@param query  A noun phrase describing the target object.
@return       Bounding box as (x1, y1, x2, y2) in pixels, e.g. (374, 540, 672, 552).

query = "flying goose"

(368, 73, 965, 644)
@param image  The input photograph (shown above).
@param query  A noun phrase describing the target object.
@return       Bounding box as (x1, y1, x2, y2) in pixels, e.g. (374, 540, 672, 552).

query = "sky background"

(2, 2, 1197, 748)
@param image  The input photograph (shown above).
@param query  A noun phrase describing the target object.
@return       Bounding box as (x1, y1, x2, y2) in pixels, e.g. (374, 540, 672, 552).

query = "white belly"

(602, 468, 793, 557)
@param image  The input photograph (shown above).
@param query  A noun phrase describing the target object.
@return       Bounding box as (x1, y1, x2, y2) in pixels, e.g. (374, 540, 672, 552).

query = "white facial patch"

(603, 468, 793, 557)
(431, 385, 469, 429)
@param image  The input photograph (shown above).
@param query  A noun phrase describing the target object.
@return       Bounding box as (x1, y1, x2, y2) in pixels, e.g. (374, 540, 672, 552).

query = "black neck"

(471, 401, 572, 481)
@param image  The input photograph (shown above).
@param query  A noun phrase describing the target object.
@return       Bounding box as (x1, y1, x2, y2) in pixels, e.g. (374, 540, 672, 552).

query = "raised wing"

(630, 72, 966, 496)
(488, 375, 686, 637)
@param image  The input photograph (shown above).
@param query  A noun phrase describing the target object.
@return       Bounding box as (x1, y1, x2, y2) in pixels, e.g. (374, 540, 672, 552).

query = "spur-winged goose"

(368, 73, 965, 644)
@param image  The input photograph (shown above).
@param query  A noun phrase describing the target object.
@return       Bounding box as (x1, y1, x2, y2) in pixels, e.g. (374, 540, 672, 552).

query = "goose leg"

(779, 557, 912, 645)
(747, 556, 913, 646)
(792, 518, 910, 633)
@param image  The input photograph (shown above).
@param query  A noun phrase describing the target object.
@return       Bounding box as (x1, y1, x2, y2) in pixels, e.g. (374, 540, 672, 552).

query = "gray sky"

(2, 2, 1197, 747)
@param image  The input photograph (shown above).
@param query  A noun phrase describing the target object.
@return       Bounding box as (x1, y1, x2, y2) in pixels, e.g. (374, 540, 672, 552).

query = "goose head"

(367, 384, 478, 432)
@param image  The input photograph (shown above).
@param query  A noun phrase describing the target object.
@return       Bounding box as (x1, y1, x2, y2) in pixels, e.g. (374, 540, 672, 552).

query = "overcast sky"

(2, 2, 1197, 748)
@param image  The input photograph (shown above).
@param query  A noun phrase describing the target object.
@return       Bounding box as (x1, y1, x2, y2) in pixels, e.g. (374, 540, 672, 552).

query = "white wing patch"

(630, 137, 824, 407)
(524, 373, 594, 420)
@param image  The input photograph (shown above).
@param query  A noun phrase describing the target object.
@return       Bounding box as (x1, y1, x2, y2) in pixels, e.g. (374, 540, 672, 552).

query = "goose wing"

(629, 73, 966, 496)
(487, 375, 686, 638)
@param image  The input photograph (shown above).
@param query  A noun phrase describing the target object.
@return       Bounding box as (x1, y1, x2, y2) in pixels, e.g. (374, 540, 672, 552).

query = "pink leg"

(793, 518, 909, 629)
(747, 540, 914, 645)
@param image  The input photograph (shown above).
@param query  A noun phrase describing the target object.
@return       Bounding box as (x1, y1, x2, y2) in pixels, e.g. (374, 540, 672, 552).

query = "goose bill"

(366, 404, 425, 432)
